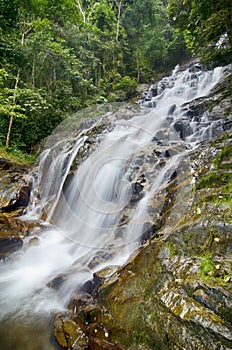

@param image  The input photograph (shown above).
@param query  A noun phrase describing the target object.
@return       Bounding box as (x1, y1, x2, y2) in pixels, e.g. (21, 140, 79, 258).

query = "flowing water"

(0, 63, 227, 349)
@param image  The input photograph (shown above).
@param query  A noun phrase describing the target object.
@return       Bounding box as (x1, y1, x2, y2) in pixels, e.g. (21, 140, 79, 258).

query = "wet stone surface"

(1, 64, 232, 350)
(0, 159, 34, 259)
(53, 128, 232, 350)
(51, 63, 232, 349)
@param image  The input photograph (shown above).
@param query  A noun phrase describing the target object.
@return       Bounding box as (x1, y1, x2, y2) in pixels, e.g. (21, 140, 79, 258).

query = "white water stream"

(0, 63, 226, 349)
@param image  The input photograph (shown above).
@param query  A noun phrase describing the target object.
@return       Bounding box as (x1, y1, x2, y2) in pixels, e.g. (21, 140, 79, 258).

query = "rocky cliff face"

(0, 62, 231, 350)
(53, 66, 232, 349)
(53, 130, 232, 350)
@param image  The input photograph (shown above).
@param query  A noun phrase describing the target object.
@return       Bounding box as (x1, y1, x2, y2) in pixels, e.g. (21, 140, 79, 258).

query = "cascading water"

(0, 63, 228, 349)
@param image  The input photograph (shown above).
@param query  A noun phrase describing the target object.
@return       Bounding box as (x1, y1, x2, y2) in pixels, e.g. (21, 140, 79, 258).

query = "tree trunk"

(6, 69, 21, 148)
(116, 0, 123, 43)
(5, 26, 31, 148)
(96, 64, 102, 87)
(31, 57, 35, 88)
(75, 0, 86, 22)
(136, 50, 141, 83)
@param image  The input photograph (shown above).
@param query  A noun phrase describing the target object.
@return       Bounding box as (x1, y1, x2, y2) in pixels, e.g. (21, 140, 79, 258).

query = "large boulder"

(0, 185, 31, 214)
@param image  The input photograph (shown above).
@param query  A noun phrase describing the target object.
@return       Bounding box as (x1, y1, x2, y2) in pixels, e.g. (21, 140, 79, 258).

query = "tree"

(0, 0, 19, 34)
(121, 0, 188, 81)
(167, 0, 232, 63)
(0, 0, 190, 154)
(4, 13, 32, 148)
(0, 1, 93, 150)
(122, 0, 155, 81)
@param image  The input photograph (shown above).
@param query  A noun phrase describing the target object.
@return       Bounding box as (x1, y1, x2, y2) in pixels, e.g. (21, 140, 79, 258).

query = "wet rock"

(51, 65, 232, 349)
(27, 236, 40, 247)
(132, 182, 143, 195)
(53, 314, 88, 349)
(140, 222, 160, 244)
(81, 266, 120, 298)
(189, 63, 203, 73)
(114, 226, 126, 239)
(140, 83, 158, 106)
(93, 266, 120, 294)
(0, 236, 23, 259)
(0, 203, 35, 259)
(90, 337, 126, 350)
(81, 280, 94, 296)
(127, 182, 144, 205)
(173, 119, 192, 139)
(0, 158, 39, 258)
(54, 129, 232, 350)
(48, 275, 65, 290)
(0, 158, 33, 212)
(162, 150, 171, 158)
(0, 211, 34, 259)
(0, 158, 12, 170)
(152, 128, 170, 143)
(157, 76, 175, 93)
(168, 104, 176, 115)
(0, 185, 31, 214)
(142, 100, 156, 108)
(138, 174, 146, 183)
(88, 251, 113, 270)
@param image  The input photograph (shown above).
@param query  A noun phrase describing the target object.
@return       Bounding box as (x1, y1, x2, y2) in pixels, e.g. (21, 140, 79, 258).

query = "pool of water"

(0, 313, 62, 350)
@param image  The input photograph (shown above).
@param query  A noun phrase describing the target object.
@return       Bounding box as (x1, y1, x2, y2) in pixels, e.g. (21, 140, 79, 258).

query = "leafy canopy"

(167, 0, 232, 63)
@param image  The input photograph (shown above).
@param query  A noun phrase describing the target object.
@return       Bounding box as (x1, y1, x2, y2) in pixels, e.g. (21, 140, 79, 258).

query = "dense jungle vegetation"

(0, 0, 231, 158)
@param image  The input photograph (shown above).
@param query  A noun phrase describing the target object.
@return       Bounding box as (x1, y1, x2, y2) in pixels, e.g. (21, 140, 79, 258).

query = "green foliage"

(214, 145, 232, 170)
(0, 0, 190, 157)
(165, 241, 177, 258)
(195, 173, 232, 190)
(167, 0, 232, 64)
(123, 0, 189, 81)
(199, 253, 215, 278)
(134, 330, 148, 346)
(112, 76, 138, 100)
(0, 145, 35, 165)
(0, 0, 19, 33)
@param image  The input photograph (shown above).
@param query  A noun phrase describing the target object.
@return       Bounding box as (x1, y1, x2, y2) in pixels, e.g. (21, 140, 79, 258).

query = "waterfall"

(0, 63, 227, 328)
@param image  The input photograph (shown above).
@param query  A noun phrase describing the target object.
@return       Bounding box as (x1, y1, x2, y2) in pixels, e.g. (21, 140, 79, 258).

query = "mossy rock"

(57, 130, 232, 350)
(53, 314, 88, 349)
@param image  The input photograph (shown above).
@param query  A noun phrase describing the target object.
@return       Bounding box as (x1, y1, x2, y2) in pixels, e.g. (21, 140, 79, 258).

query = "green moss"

(198, 253, 215, 278)
(134, 330, 148, 345)
(149, 311, 156, 323)
(99, 284, 113, 301)
(199, 193, 232, 210)
(197, 253, 230, 285)
(214, 195, 232, 208)
(88, 309, 99, 322)
(77, 312, 85, 321)
(214, 145, 232, 170)
(165, 241, 177, 257)
(184, 234, 191, 242)
(195, 172, 232, 190)
(86, 123, 106, 137)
